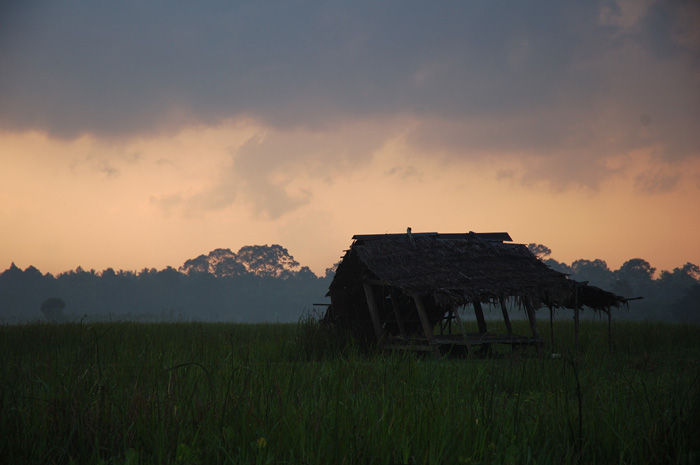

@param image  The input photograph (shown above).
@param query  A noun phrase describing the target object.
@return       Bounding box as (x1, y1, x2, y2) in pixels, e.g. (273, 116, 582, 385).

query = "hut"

(323, 231, 627, 356)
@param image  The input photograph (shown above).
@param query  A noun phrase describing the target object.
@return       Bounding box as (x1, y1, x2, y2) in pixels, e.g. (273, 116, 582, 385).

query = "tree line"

(528, 244, 700, 322)
(0, 245, 332, 324)
(1, 243, 698, 324)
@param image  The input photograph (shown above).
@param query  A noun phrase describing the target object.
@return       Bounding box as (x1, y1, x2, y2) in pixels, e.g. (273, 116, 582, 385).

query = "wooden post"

(413, 294, 441, 359)
(390, 291, 408, 338)
(523, 299, 542, 354)
(446, 308, 452, 335)
(452, 306, 473, 357)
(499, 296, 513, 335)
(549, 304, 555, 351)
(607, 307, 612, 354)
(363, 283, 385, 343)
(473, 301, 488, 334)
(413, 294, 435, 342)
(574, 284, 580, 352)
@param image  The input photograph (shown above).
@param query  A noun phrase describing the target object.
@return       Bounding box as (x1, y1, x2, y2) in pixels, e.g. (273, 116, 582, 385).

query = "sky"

(1, 0, 699, 278)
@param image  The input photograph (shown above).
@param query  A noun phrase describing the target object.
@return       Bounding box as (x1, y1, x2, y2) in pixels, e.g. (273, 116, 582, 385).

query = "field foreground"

(1, 320, 699, 464)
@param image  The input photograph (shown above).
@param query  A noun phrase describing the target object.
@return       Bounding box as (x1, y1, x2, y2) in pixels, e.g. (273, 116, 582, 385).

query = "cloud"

(598, 0, 657, 31)
(634, 168, 680, 194)
(1, 0, 698, 192)
(152, 120, 393, 219)
(385, 165, 422, 182)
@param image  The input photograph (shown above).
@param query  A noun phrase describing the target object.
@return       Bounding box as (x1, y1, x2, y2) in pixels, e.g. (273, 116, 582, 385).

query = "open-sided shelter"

(323, 231, 627, 355)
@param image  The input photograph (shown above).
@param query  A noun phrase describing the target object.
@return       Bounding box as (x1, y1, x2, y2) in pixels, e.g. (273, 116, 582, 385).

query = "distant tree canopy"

(527, 243, 552, 260)
(1, 244, 699, 324)
(0, 247, 330, 324)
(179, 245, 301, 278)
(236, 245, 300, 278)
(670, 283, 700, 322)
(570, 259, 614, 289)
(526, 244, 700, 321)
(614, 258, 656, 296)
(40, 297, 65, 322)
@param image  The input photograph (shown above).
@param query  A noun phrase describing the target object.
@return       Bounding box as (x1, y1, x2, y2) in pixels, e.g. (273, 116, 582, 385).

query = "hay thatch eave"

(327, 232, 626, 316)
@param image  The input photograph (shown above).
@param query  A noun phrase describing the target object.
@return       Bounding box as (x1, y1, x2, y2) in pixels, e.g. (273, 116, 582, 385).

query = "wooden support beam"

(452, 306, 473, 357)
(473, 301, 488, 334)
(548, 304, 555, 351)
(413, 294, 435, 342)
(390, 291, 408, 338)
(574, 284, 580, 352)
(412, 294, 441, 359)
(523, 299, 542, 352)
(362, 283, 385, 343)
(607, 307, 613, 354)
(499, 296, 513, 335)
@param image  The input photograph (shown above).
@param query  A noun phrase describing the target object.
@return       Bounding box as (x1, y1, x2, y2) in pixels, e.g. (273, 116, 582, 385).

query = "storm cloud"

(1, 0, 698, 190)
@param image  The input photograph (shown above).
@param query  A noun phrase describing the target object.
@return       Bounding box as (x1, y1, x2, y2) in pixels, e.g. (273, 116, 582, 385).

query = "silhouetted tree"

(180, 254, 211, 275)
(40, 297, 65, 322)
(527, 243, 552, 260)
(614, 258, 656, 296)
(325, 261, 341, 279)
(179, 248, 248, 277)
(570, 259, 614, 289)
(527, 244, 573, 274)
(657, 262, 700, 293)
(670, 284, 700, 322)
(236, 244, 300, 278)
(210, 249, 248, 277)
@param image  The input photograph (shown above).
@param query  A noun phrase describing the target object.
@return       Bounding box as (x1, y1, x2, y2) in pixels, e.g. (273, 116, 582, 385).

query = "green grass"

(1, 319, 698, 464)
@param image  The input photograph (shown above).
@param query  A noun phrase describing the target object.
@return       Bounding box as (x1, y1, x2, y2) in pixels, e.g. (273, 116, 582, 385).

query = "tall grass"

(1, 319, 698, 464)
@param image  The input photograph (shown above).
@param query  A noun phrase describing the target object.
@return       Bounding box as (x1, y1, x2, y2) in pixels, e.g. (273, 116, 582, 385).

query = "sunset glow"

(1, 1, 699, 277)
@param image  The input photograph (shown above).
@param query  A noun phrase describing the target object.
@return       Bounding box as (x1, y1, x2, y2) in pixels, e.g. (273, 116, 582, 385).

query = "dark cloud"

(634, 168, 680, 194)
(385, 165, 422, 182)
(1, 0, 698, 174)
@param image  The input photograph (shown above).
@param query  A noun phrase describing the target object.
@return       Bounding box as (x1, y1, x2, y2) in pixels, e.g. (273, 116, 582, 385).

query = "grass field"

(1, 318, 698, 464)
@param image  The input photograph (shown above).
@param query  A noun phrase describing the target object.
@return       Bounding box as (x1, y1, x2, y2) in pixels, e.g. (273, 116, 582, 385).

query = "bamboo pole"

(524, 298, 542, 354)
(574, 284, 580, 352)
(607, 306, 613, 354)
(413, 294, 435, 342)
(499, 296, 513, 335)
(549, 304, 554, 351)
(452, 306, 474, 357)
(473, 301, 488, 334)
(413, 294, 440, 358)
(362, 283, 385, 343)
(390, 291, 408, 338)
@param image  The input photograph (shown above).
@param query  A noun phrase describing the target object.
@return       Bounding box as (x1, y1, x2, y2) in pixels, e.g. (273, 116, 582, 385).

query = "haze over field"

(1, 1, 699, 277)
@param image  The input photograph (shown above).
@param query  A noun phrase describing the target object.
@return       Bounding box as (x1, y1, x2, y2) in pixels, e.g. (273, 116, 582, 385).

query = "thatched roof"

(329, 232, 625, 310)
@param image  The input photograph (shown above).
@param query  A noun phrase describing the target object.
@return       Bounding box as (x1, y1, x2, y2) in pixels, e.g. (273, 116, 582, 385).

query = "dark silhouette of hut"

(323, 231, 626, 356)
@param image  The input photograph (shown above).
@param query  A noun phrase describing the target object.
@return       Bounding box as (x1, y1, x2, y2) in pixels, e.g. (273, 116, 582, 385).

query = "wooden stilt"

(524, 299, 542, 354)
(452, 306, 473, 357)
(574, 284, 580, 352)
(390, 291, 408, 338)
(499, 296, 513, 335)
(413, 294, 435, 342)
(549, 304, 555, 351)
(473, 301, 488, 334)
(413, 294, 440, 358)
(363, 283, 385, 343)
(523, 299, 541, 339)
(607, 306, 613, 354)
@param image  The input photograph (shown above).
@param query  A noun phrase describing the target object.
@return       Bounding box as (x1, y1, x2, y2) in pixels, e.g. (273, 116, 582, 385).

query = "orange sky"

(2, 120, 699, 277)
(1, 1, 699, 277)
